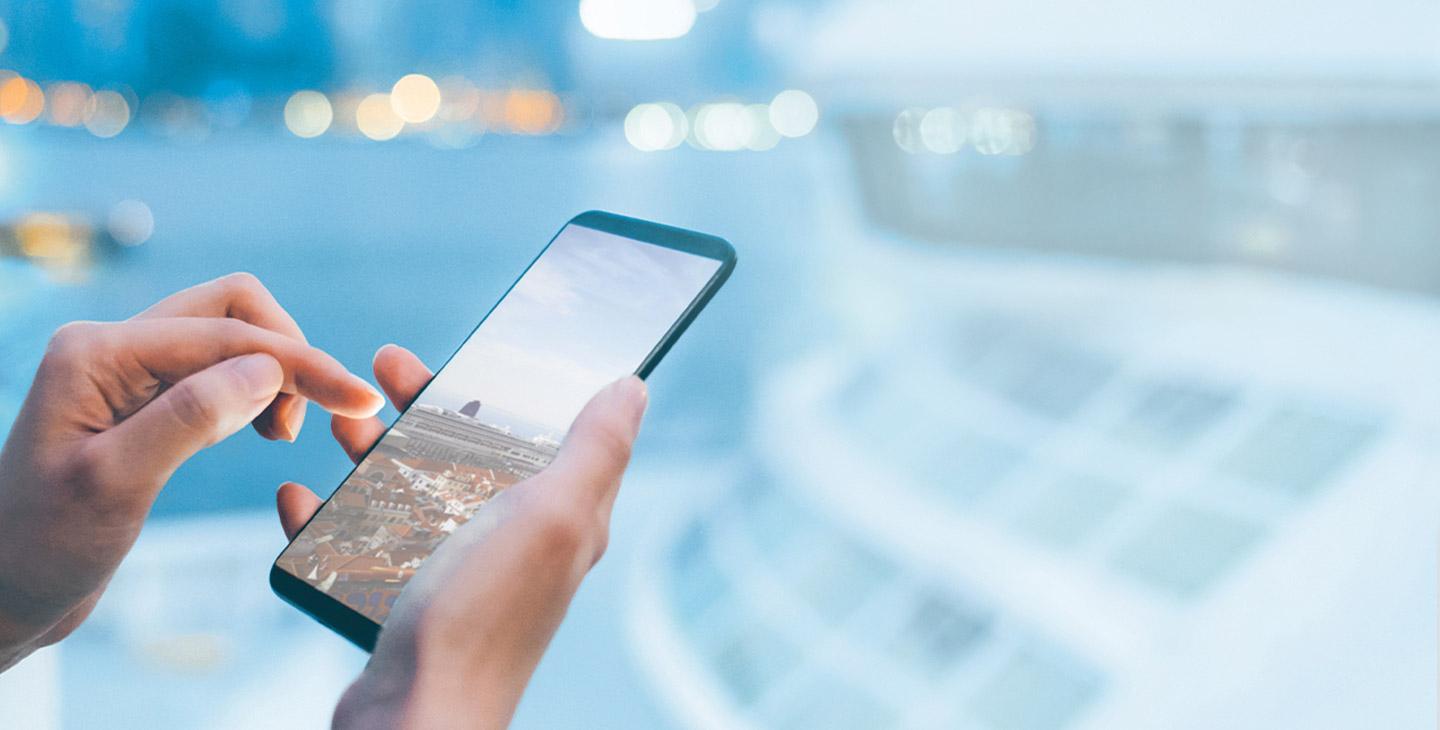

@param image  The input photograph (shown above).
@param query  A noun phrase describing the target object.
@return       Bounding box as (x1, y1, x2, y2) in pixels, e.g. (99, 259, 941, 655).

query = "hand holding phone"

(285, 367, 648, 729)
(271, 212, 735, 651)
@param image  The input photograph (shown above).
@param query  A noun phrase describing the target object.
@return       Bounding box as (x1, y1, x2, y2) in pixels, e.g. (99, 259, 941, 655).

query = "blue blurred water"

(9, 129, 821, 517)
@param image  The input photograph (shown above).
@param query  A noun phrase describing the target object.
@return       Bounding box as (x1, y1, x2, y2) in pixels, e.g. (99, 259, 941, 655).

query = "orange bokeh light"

(2, 77, 45, 124)
(503, 90, 562, 135)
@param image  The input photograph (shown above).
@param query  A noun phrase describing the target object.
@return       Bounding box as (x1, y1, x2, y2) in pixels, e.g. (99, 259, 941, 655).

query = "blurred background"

(0, 1, 1437, 728)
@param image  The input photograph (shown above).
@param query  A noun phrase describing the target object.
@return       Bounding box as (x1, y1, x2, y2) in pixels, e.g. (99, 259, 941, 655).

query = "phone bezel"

(269, 210, 737, 651)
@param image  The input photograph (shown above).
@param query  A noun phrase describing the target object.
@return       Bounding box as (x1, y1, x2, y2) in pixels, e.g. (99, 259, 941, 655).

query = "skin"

(0, 273, 647, 729)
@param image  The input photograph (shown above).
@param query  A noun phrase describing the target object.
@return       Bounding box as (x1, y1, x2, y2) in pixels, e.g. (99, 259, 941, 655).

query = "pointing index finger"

(106, 318, 382, 418)
(131, 272, 312, 440)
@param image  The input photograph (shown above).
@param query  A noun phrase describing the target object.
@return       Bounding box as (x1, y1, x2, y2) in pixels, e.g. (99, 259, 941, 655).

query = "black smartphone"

(270, 211, 736, 650)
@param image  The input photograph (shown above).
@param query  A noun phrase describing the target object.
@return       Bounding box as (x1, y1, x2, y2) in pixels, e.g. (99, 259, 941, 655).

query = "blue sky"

(420, 223, 720, 434)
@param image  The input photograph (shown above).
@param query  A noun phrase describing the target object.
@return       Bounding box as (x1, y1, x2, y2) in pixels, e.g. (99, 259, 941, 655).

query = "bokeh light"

(83, 90, 130, 138)
(744, 104, 780, 151)
(768, 89, 818, 138)
(142, 93, 210, 142)
(437, 76, 481, 123)
(390, 74, 441, 124)
(892, 107, 925, 153)
(355, 92, 403, 141)
(46, 82, 92, 127)
(692, 102, 750, 151)
(919, 106, 966, 154)
(895, 106, 1035, 155)
(624, 102, 686, 151)
(15, 212, 91, 277)
(283, 90, 333, 138)
(579, 0, 696, 41)
(107, 200, 154, 246)
(0, 72, 20, 118)
(971, 108, 1037, 155)
(1, 77, 44, 125)
(503, 89, 562, 134)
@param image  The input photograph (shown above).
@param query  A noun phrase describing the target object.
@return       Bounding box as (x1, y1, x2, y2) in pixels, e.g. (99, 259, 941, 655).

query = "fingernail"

(354, 378, 384, 417)
(355, 376, 382, 400)
(232, 353, 283, 398)
(373, 343, 403, 368)
(284, 397, 307, 442)
(617, 376, 647, 431)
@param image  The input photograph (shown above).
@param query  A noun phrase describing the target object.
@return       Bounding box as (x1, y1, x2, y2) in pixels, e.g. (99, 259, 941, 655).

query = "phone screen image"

(274, 219, 726, 625)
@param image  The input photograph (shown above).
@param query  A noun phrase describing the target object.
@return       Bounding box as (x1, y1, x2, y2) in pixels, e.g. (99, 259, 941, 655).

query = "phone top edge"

(570, 210, 737, 265)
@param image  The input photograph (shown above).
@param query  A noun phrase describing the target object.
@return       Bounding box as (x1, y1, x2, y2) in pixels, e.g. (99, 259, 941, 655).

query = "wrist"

(335, 619, 519, 730)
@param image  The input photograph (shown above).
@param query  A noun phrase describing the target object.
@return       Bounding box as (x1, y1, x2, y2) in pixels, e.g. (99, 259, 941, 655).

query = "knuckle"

(164, 380, 222, 440)
(529, 498, 600, 563)
(61, 440, 128, 508)
(220, 271, 264, 292)
(44, 321, 103, 363)
(590, 419, 634, 465)
(219, 271, 268, 303)
(66, 439, 110, 489)
(60, 441, 148, 527)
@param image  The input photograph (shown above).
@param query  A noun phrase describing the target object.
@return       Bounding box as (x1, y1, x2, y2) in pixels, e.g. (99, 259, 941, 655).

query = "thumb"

(93, 353, 285, 488)
(537, 376, 648, 510)
(276, 481, 323, 540)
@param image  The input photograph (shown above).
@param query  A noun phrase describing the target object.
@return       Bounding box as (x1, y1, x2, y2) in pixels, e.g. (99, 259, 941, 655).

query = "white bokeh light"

(356, 93, 404, 141)
(692, 103, 751, 151)
(768, 89, 818, 138)
(625, 102, 687, 151)
(919, 107, 966, 154)
(971, 108, 1037, 155)
(893, 107, 925, 153)
(390, 74, 441, 124)
(579, 0, 696, 40)
(108, 200, 154, 246)
(283, 90, 333, 138)
(744, 104, 780, 151)
(83, 90, 130, 138)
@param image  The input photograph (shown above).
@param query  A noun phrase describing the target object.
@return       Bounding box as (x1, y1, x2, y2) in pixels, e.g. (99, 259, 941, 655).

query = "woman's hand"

(0, 273, 383, 672)
(275, 348, 647, 730)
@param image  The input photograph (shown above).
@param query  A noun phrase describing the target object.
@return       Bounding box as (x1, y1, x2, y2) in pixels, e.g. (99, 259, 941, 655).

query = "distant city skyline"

(420, 223, 720, 434)
(438, 398, 559, 443)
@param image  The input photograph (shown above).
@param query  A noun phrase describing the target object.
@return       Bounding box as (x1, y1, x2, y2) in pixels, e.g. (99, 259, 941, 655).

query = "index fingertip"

(351, 377, 385, 416)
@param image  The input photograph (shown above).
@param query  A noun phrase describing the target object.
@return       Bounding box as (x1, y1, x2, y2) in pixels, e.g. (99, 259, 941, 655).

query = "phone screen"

(274, 221, 723, 623)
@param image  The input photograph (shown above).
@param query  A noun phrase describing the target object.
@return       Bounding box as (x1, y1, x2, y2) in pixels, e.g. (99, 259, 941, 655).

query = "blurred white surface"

(0, 647, 60, 730)
(798, 0, 1440, 80)
(626, 232, 1440, 729)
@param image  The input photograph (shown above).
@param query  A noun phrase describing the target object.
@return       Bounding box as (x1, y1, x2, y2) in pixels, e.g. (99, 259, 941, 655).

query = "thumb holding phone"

(276, 346, 648, 729)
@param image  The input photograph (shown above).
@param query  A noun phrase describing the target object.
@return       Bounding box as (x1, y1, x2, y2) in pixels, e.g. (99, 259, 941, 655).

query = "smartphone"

(270, 211, 735, 650)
